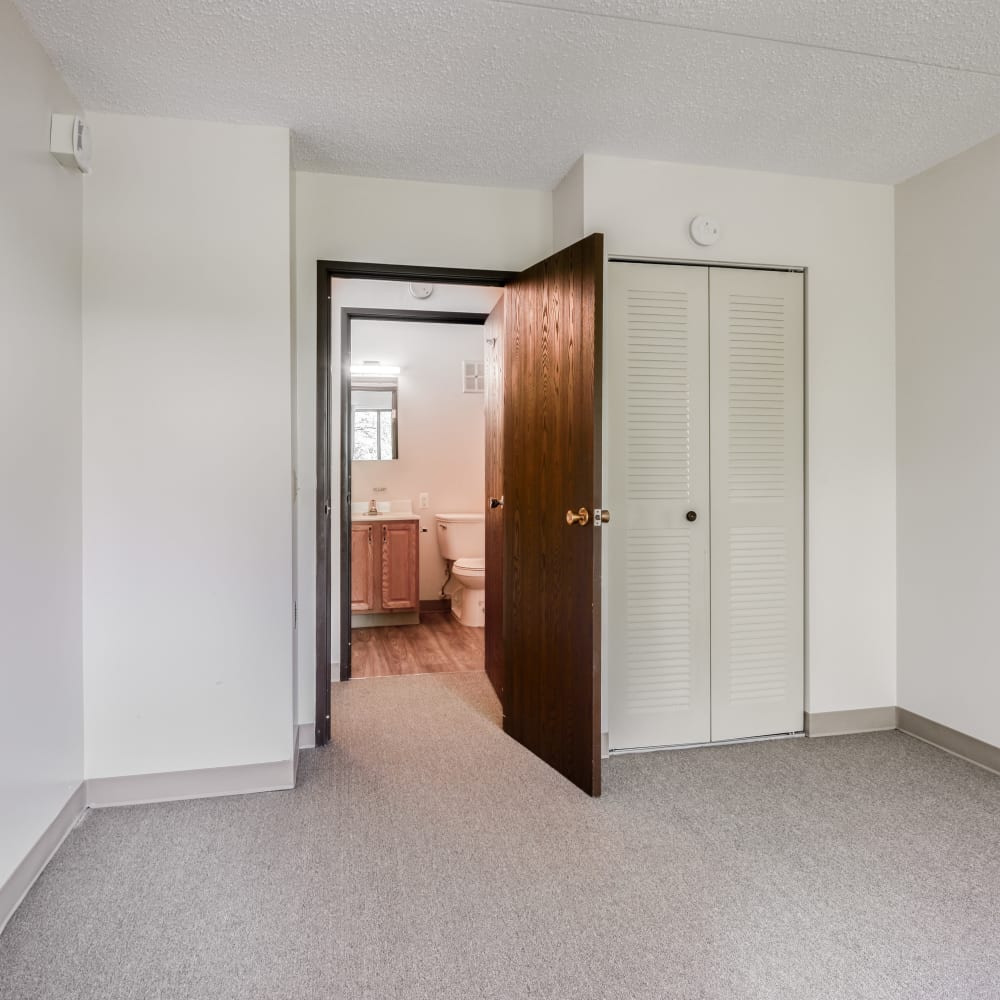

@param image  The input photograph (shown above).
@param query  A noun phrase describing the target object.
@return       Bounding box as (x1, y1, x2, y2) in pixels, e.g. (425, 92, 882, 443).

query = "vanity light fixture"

(350, 362, 401, 376)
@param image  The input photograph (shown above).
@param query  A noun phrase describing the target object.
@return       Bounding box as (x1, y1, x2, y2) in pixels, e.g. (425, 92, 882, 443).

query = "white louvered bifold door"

(607, 263, 712, 750)
(708, 268, 804, 741)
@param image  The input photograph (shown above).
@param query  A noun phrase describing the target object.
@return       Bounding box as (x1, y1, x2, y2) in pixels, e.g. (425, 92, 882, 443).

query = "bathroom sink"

(350, 499, 416, 521)
(352, 511, 418, 521)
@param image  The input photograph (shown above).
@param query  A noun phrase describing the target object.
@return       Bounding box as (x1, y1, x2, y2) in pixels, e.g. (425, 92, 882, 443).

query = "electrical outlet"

(419, 492, 430, 509)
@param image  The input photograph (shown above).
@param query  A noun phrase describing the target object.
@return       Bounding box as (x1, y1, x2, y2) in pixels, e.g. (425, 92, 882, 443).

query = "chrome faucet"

(367, 498, 378, 515)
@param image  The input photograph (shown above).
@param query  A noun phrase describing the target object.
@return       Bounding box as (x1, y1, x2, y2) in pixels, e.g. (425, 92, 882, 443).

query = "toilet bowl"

(451, 557, 486, 627)
(434, 513, 486, 628)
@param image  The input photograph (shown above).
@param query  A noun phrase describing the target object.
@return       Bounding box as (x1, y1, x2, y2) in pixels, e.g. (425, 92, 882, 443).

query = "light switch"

(419, 492, 430, 509)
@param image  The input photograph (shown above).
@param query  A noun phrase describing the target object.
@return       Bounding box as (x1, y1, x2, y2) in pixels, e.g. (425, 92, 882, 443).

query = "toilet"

(434, 513, 486, 627)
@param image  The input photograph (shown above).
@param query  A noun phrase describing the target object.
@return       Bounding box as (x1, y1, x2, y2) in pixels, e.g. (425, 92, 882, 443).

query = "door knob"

(566, 507, 590, 526)
(489, 496, 504, 509)
(686, 510, 697, 522)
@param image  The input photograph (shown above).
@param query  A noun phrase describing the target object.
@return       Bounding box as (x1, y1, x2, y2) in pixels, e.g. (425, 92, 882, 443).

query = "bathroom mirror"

(351, 384, 398, 461)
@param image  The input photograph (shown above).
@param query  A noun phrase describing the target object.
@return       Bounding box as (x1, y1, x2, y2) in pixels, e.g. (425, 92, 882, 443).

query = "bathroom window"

(351, 386, 398, 461)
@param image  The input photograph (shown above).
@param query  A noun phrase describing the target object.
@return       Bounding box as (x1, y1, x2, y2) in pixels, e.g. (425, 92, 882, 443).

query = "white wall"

(351, 319, 494, 601)
(82, 113, 295, 777)
(0, 0, 84, 889)
(569, 155, 897, 722)
(294, 172, 552, 724)
(552, 157, 585, 251)
(896, 135, 1000, 748)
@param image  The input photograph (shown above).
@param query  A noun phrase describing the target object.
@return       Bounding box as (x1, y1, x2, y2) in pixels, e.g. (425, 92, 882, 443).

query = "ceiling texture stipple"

(13, 0, 1000, 189)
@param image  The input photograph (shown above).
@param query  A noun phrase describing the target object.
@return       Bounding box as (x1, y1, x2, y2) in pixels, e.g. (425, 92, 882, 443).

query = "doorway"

(315, 265, 512, 747)
(342, 304, 497, 681)
(316, 235, 607, 796)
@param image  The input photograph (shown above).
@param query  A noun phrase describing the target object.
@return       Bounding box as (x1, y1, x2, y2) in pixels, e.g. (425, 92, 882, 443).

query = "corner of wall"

(552, 157, 585, 251)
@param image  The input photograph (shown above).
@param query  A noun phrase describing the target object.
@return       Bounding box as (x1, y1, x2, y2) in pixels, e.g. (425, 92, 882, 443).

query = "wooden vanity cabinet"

(351, 518, 419, 616)
(380, 521, 419, 609)
(350, 523, 377, 611)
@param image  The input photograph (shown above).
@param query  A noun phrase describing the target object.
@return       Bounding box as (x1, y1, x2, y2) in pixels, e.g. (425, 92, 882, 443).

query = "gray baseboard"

(805, 706, 898, 737)
(897, 708, 1000, 776)
(298, 722, 316, 750)
(87, 757, 296, 808)
(0, 782, 87, 936)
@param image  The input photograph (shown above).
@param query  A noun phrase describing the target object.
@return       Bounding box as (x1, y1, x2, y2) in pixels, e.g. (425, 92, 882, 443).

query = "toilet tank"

(434, 513, 485, 560)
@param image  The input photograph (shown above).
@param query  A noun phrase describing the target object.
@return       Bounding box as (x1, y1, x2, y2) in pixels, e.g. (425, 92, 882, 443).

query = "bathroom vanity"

(350, 513, 419, 627)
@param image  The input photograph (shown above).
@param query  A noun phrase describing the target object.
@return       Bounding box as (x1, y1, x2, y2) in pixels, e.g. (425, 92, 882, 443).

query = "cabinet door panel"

(709, 267, 803, 741)
(606, 262, 712, 751)
(381, 522, 419, 610)
(351, 523, 376, 611)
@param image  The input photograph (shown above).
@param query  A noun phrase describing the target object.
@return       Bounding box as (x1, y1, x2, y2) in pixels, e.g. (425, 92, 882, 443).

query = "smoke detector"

(689, 215, 720, 247)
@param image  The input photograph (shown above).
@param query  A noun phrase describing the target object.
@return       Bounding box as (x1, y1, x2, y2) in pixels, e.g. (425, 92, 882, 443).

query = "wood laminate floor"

(351, 612, 484, 678)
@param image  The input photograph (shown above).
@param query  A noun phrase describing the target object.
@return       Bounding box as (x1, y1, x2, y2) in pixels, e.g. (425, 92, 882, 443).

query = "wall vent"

(463, 361, 485, 393)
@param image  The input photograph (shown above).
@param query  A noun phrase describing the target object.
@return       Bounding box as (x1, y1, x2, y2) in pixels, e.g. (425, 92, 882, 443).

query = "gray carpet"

(2, 673, 999, 1000)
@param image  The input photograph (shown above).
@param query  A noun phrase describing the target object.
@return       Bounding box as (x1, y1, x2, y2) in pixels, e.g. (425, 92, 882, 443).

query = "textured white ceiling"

(14, 0, 1000, 188)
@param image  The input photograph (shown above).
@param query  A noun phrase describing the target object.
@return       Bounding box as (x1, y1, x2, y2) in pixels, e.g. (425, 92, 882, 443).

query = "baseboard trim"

(86, 757, 296, 808)
(805, 706, 898, 737)
(297, 722, 316, 750)
(0, 782, 87, 936)
(351, 611, 420, 628)
(419, 599, 450, 614)
(897, 708, 1000, 776)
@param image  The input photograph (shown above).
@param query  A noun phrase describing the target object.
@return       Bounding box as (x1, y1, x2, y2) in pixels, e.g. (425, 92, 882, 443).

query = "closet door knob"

(686, 510, 698, 522)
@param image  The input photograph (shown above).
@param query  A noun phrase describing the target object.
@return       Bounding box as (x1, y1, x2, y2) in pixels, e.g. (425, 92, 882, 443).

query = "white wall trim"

(0, 783, 87, 936)
(298, 722, 316, 750)
(86, 758, 296, 808)
(805, 706, 898, 737)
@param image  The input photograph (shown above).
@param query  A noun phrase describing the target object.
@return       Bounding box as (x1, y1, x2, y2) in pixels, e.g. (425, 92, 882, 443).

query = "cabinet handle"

(383, 526, 387, 544)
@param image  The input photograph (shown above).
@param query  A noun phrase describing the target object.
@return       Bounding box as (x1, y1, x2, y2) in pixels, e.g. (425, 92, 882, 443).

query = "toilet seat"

(453, 557, 485, 575)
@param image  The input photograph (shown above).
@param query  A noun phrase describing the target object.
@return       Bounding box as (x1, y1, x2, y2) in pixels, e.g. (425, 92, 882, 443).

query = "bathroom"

(343, 280, 501, 679)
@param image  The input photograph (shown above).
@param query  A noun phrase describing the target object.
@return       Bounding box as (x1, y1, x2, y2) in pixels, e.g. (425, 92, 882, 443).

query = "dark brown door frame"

(315, 261, 515, 747)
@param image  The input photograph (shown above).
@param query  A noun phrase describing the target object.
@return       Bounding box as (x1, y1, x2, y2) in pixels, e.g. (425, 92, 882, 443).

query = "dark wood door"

(503, 233, 604, 797)
(484, 298, 506, 709)
(381, 521, 419, 609)
(351, 523, 376, 611)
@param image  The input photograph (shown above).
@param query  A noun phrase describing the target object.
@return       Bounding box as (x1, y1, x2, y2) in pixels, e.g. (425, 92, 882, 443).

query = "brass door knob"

(566, 507, 590, 526)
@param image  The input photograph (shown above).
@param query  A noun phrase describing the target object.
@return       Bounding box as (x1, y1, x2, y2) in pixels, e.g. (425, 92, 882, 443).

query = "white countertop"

(351, 512, 419, 522)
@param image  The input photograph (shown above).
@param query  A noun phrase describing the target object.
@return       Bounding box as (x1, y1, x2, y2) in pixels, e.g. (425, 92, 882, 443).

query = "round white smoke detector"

(689, 216, 720, 247)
